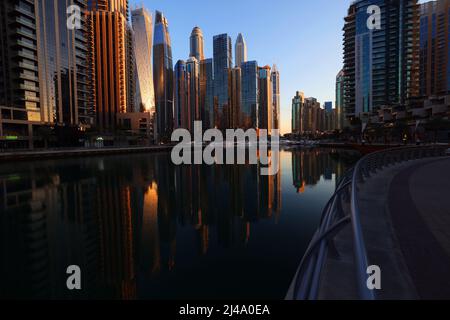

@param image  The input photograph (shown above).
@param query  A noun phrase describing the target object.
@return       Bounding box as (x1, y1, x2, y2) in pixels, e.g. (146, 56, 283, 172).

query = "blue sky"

(128, 0, 380, 133)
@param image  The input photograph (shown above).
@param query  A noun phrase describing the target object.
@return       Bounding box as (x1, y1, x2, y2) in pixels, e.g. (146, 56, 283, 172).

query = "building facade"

(200, 59, 214, 129)
(186, 57, 200, 132)
(271, 65, 280, 130)
(190, 27, 204, 62)
(229, 67, 241, 129)
(343, 0, 420, 117)
(174, 60, 189, 130)
(240, 61, 258, 129)
(235, 33, 247, 68)
(153, 11, 174, 141)
(335, 69, 345, 130)
(419, 0, 450, 97)
(213, 34, 232, 129)
(291, 91, 304, 134)
(258, 66, 272, 131)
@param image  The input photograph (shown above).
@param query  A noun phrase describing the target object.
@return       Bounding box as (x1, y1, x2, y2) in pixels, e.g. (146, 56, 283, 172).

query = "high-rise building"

(213, 34, 232, 129)
(200, 59, 214, 129)
(190, 27, 204, 62)
(335, 69, 345, 130)
(258, 66, 272, 131)
(241, 61, 258, 129)
(419, 0, 450, 97)
(174, 60, 189, 130)
(131, 7, 155, 113)
(229, 67, 241, 129)
(271, 65, 280, 130)
(153, 11, 174, 141)
(126, 25, 136, 114)
(343, 0, 420, 117)
(88, 0, 131, 132)
(186, 57, 200, 132)
(324, 102, 333, 113)
(292, 91, 305, 134)
(235, 33, 247, 68)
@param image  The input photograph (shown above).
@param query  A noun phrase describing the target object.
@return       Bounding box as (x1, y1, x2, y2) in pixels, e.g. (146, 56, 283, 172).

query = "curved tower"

(153, 11, 174, 141)
(235, 33, 247, 68)
(190, 27, 204, 62)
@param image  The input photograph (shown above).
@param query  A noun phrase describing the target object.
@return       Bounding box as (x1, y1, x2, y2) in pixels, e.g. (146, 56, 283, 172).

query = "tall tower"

(258, 66, 273, 132)
(200, 59, 214, 129)
(213, 34, 232, 129)
(235, 33, 247, 68)
(131, 7, 155, 113)
(174, 60, 189, 130)
(230, 67, 242, 129)
(343, 0, 419, 117)
(241, 61, 258, 129)
(88, 0, 131, 132)
(153, 11, 174, 142)
(271, 65, 280, 130)
(190, 27, 205, 62)
(186, 57, 200, 132)
(335, 69, 345, 130)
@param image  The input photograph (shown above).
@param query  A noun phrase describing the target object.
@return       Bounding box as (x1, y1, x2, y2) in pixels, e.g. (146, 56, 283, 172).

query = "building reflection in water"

(0, 149, 358, 299)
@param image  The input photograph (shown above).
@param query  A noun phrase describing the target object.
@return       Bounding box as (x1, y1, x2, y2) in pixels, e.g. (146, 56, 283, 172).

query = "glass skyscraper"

(258, 66, 272, 131)
(186, 57, 200, 132)
(153, 11, 174, 141)
(344, 0, 420, 117)
(174, 60, 188, 130)
(213, 34, 232, 129)
(335, 69, 345, 130)
(190, 27, 205, 62)
(271, 65, 280, 130)
(200, 59, 214, 129)
(240, 61, 258, 129)
(131, 7, 155, 113)
(235, 33, 247, 68)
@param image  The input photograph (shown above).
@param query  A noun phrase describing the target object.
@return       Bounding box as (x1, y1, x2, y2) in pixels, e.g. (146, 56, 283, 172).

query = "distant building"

(292, 92, 305, 134)
(229, 68, 242, 129)
(241, 61, 259, 129)
(235, 33, 247, 68)
(153, 11, 174, 141)
(419, 0, 450, 97)
(190, 27, 205, 62)
(258, 66, 273, 131)
(200, 59, 214, 129)
(343, 0, 420, 117)
(324, 102, 333, 113)
(213, 34, 233, 129)
(271, 66, 281, 130)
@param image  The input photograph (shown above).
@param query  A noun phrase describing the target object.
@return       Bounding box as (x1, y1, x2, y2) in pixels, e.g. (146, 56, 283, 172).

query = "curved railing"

(288, 145, 449, 300)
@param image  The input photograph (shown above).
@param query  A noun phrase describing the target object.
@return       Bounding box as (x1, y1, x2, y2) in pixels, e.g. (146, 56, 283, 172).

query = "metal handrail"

(289, 145, 448, 300)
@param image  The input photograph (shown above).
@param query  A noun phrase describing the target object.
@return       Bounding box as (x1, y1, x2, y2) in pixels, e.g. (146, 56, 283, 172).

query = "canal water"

(0, 148, 359, 299)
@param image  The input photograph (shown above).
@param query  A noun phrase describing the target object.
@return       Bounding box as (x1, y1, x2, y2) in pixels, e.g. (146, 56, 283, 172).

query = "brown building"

(258, 66, 272, 131)
(88, 0, 132, 133)
(229, 67, 241, 129)
(420, 0, 450, 97)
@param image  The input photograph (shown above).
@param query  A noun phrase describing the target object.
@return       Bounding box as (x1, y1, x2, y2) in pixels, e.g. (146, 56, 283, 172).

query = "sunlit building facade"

(335, 69, 345, 130)
(258, 66, 273, 131)
(240, 61, 258, 129)
(153, 11, 174, 141)
(213, 34, 232, 129)
(190, 26, 204, 62)
(174, 60, 189, 130)
(271, 65, 280, 130)
(292, 91, 304, 134)
(235, 33, 247, 68)
(187, 57, 200, 132)
(229, 67, 242, 129)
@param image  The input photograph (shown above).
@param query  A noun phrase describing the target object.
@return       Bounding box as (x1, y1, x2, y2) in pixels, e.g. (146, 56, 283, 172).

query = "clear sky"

(128, 0, 360, 134)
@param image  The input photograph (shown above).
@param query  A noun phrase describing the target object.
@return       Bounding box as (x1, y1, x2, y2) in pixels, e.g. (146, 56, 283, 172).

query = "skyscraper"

(200, 59, 214, 129)
(335, 69, 345, 130)
(213, 34, 232, 129)
(153, 11, 174, 141)
(88, 0, 131, 132)
(230, 68, 242, 129)
(343, 0, 420, 117)
(186, 57, 200, 132)
(258, 66, 272, 131)
(241, 61, 259, 129)
(174, 60, 189, 129)
(292, 92, 305, 134)
(235, 33, 247, 68)
(131, 7, 155, 113)
(271, 65, 280, 130)
(419, 0, 450, 97)
(190, 27, 205, 62)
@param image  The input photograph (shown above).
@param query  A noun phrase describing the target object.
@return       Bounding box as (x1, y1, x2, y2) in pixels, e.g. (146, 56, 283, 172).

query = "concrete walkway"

(388, 157, 450, 299)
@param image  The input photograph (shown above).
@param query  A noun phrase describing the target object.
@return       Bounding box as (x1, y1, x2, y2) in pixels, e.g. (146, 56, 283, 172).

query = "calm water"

(0, 148, 359, 299)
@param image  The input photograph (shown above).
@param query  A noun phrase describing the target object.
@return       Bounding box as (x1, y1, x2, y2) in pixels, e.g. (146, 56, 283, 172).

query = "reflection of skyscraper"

(213, 34, 232, 129)
(235, 33, 247, 67)
(153, 11, 174, 141)
(131, 7, 156, 114)
(200, 59, 214, 129)
(258, 66, 272, 131)
(271, 65, 280, 130)
(190, 27, 205, 62)
(241, 61, 259, 129)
